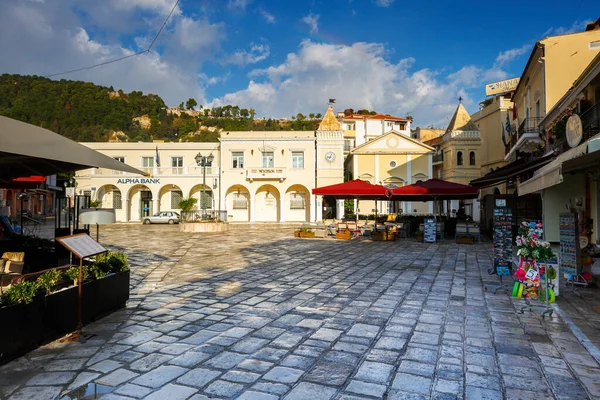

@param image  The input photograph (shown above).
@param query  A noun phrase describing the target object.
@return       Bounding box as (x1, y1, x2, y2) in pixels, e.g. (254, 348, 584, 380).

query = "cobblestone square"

(1, 224, 600, 399)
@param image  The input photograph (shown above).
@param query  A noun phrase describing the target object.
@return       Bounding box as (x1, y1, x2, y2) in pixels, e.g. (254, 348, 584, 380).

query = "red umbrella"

(390, 179, 478, 201)
(312, 179, 389, 200)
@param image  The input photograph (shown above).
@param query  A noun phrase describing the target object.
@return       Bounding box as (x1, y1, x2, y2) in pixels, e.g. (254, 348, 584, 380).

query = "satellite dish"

(566, 114, 583, 148)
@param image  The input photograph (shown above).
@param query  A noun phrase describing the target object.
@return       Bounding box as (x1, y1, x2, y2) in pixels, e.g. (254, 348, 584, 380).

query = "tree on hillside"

(178, 102, 184, 110)
(249, 108, 256, 119)
(296, 113, 305, 121)
(240, 108, 249, 118)
(344, 108, 354, 116)
(309, 113, 315, 119)
(186, 98, 197, 110)
(316, 113, 322, 119)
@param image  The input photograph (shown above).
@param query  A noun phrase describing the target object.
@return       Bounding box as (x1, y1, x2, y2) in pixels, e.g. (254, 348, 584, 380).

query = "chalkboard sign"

(559, 212, 580, 276)
(493, 208, 512, 276)
(424, 217, 436, 243)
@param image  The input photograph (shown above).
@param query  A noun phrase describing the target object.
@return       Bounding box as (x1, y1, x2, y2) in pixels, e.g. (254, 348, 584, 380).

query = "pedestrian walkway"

(1, 224, 600, 399)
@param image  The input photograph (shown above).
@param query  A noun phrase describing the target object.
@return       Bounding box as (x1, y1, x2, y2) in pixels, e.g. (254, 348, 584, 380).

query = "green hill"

(0, 74, 320, 143)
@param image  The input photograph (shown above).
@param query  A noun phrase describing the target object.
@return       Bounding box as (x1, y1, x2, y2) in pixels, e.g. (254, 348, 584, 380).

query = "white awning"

(518, 142, 588, 196)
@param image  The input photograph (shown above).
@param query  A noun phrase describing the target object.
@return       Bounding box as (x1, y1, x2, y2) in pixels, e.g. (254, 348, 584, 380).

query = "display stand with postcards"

(560, 212, 587, 295)
(511, 222, 556, 318)
(486, 206, 513, 293)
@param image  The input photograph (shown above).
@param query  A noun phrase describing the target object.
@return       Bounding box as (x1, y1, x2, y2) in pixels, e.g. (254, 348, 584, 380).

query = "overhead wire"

(44, 0, 180, 78)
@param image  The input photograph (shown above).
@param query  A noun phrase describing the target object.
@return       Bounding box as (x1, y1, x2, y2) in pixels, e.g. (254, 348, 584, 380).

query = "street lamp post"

(195, 152, 214, 217)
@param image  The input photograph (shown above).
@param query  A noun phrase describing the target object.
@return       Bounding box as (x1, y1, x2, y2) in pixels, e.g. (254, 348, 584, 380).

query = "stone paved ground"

(2, 224, 600, 400)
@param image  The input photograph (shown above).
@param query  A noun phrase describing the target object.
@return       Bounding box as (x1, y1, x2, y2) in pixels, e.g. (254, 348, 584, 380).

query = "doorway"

(140, 191, 152, 218)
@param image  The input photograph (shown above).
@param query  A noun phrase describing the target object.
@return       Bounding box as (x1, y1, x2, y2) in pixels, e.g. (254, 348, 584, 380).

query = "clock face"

(325, 151, 336, 163)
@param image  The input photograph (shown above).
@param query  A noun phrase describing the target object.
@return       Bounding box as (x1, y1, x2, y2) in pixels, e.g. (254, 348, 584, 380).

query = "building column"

(336, 199, 344, 219)
(279, 194, 286, 222)
(123, 199, 130, 222)
(250, 192, 256, 222)
(314, 195, 321, 222)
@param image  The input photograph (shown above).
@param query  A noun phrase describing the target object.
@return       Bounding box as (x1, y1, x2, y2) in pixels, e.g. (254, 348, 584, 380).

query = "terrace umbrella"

(0, 116, 145, 180)
(312, 179, 390, 221)
(390, 178, 479, 216)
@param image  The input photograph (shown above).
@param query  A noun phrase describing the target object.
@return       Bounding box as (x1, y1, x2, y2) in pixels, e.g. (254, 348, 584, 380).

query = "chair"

(386, 213, 398, 223)
(455, 225, 468, 242)
(0, 252, 25, 293)
(468, 225, 481, 243)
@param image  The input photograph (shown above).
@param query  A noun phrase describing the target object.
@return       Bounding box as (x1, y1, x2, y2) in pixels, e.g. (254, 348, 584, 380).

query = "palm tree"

(309, 113, 315, 119)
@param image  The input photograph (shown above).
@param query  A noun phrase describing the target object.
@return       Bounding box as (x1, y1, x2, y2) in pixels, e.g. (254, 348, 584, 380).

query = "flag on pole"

(328, 98, 336, 104)
(155, 145, 160, 167)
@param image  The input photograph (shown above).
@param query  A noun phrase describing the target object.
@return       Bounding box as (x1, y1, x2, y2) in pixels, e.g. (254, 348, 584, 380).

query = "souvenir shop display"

(512, 221, 555, 317)
(560, 212, 588, 292)
(486, 207, 512, 293)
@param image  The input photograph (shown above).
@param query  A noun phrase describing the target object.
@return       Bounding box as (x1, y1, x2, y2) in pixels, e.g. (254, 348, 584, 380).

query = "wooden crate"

(372, 231, 396, 241)
(336, 231, 352, 240)
(456, 236, 474, 244)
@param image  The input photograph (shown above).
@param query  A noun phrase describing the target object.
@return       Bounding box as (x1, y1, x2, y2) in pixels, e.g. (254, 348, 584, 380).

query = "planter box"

(336, 231, 352, 240)
(0, 271, 130, 365)
(294, 230, 300, 237)
(372, 232, 396, 241)
(298, 232, 315, 238)
(180, 223, 228, 233)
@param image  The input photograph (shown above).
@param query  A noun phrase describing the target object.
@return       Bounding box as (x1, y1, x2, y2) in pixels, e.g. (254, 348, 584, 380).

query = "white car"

(143, 211, 180, 224)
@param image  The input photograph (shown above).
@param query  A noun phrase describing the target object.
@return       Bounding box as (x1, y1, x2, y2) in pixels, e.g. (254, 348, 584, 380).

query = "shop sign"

(485, 77, 520, 96)
(116, 178, 160, 185)
(495, 199, 506, 207)
(566, 114, 583, 148)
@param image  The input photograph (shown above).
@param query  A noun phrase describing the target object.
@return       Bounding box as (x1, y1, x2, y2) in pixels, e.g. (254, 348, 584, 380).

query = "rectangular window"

(232, 152, 244, 169)
(171, 157, 183, 174)
(590, 40, 600, 49)
(171, 190, 183, 209)
(387, 122, 393, 127)
(142, 156, 154, 174)
(290, 193, 305, 209)
(233, 193, 248, 209)
(262, 151, 274, 168)
(291, 151, 304, 169)
(114, 156, 125, 163)
(113, 191, 122, 209)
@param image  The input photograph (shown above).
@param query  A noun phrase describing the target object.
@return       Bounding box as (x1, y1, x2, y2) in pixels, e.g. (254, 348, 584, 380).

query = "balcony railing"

(443, 131, 481, 141)
(504, 117, 544, 157)
(581, 100, 600, 142)
(90, 166, 219, 176)
(432, 153, 443, 164)
(517, 117, 543, 137)
(246, 167, 286, 181)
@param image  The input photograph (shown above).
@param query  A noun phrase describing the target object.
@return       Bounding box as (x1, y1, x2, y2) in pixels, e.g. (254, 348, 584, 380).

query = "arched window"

(469, 151, 476, 166)
(457, 151, 463, 166)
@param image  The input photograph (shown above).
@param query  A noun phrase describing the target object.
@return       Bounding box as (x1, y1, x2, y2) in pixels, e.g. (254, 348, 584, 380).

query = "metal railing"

(442, 131, 481, 141)
(181, 210, 228, 222)
(432, 153, 443, 163)
(517, 117, 543, 137)
(581, 100, 600, 141)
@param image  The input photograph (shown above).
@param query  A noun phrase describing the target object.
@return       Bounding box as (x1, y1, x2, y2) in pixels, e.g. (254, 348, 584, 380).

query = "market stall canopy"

(0, 116, 145, 180)
(390, 179, 479, 201)
(2, 175, 48, 189)
(312, 179, 389, 200)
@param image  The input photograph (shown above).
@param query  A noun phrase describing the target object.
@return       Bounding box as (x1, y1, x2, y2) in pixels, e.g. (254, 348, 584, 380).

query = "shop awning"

(470, 153, 555, 189)
(563, 149, 600, 174)
(518, 141, 589, 195)
(312, 179, 389, 200)
(390, 179, 479, 201)
(0, 116, 146, 180)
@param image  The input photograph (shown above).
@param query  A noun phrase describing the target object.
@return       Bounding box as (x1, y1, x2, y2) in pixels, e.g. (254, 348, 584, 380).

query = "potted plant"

(298, 227, 315, 238)
(64, 265, 89, 286)
(178, 197, 198, 223)
(36, 269, 62, 296)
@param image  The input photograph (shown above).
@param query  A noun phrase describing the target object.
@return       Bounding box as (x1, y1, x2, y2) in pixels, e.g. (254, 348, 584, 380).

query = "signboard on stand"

(493, 208, 512, 276)
(559, 212, 580, 275)
(423, 217, 436, 243)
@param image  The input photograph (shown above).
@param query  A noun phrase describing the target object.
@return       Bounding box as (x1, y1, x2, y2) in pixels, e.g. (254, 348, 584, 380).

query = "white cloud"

(210, 40, 506, 127)
(494, 44, 530, 67)
(227, 0, 251, 10)
(543, 19, 588, 37)
(0, 1, 219, 106)
(258, 8, 275, 24)
(199, 72, 230, 86)
(224, 44, 270, 66)
(302, 13, 319, 35)
(374, 0, 395, 7)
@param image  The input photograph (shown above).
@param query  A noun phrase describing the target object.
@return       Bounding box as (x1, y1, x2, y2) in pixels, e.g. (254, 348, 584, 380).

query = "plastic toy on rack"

(511, 221, 555, 318)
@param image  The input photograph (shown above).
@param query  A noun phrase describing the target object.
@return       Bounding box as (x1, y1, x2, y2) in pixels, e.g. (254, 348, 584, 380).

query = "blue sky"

(0, 0, 598, 127)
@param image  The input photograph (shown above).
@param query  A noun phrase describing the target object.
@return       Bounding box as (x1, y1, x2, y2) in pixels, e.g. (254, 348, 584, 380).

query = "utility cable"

(45, 0, 180, 78)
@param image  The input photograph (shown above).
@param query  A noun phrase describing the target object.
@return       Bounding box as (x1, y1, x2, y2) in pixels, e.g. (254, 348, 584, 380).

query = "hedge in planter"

(0, 251, 131, 365)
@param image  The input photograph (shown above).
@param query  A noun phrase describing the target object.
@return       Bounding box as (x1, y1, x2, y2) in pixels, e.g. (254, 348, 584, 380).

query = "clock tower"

(315, 105, 344, 220)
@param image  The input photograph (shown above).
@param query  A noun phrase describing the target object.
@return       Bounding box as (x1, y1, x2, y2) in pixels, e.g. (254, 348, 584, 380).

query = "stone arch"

(225, 184, 251, 222)
(255, 184, 281, 222)
(412, 173, 427, 183)
(127, 184, 153, 220)
(382, 176, 405, 187)
(190, 183, 214, 210)
(285, 184, 310, 222)
(359, 173, 374, 184)
(159, 184, 183, 212)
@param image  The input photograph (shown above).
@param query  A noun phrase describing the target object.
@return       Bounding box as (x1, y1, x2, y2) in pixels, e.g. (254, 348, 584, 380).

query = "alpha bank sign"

(116, 178, 160, 184)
